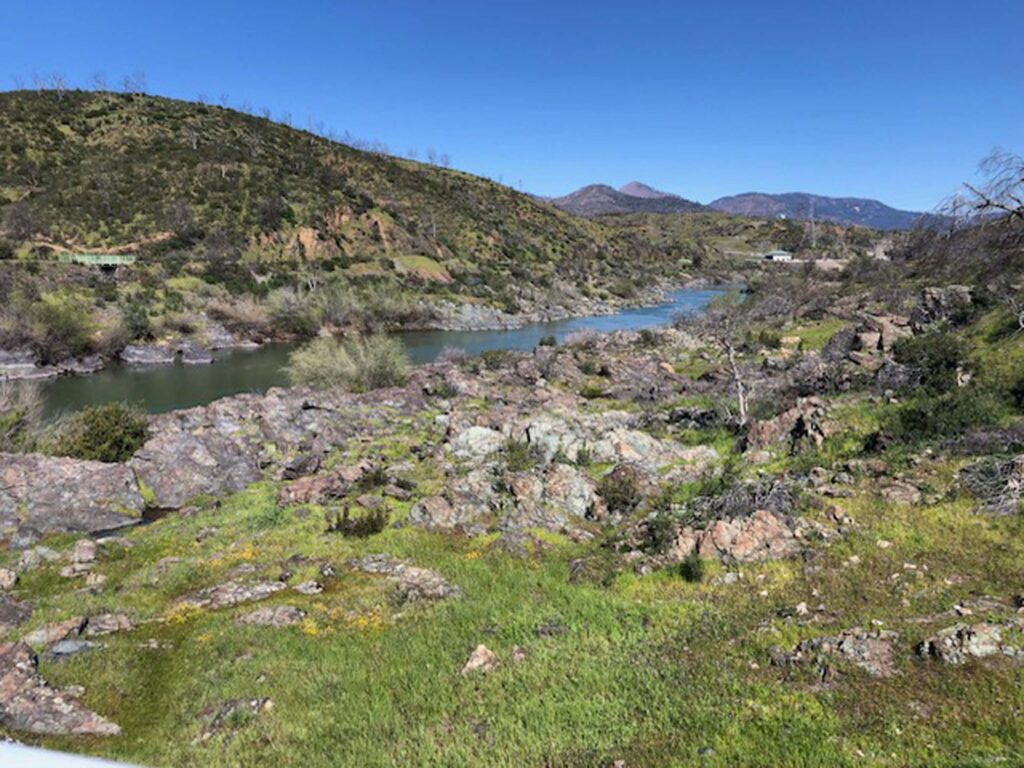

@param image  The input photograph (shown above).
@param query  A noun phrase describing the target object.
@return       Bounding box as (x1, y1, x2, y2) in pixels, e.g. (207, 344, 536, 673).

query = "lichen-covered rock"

(450, 426, 506, 461)
(670, 510, 802, 563)
(0, 454, 143, 534)
(83, 613, 135, 637)
(237, 605, 306, 627)
(916, 621, 1023, 664)
(774, 629, 900, 678)
(350, 554, 462, 604)
(461, 644, 499, 675)
(0, 642, 121, 736)
(131, 429, 260, 509)
(746, 398, 830, 452)
(276, 460, 373, 507)
(182, 580, 285, 610)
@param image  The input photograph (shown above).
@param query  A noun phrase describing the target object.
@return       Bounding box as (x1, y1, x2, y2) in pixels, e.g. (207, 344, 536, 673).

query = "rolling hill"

(0, 90, 674, 302)
(547, 183, 705, 217)
(708, 191, 931, 230)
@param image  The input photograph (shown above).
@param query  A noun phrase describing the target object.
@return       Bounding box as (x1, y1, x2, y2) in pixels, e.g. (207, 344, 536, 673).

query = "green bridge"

(58, 252, 137, 267)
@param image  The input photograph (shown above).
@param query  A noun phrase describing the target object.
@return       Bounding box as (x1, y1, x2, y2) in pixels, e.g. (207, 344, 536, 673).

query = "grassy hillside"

(0, 90, 665, 302)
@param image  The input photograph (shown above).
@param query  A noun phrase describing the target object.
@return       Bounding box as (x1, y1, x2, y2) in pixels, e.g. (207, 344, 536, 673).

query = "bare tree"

(946, 150, 1024, 224)
(91, 71, 108, 91)
(49, 73, 68, 99)
(439, 153, 451, 169)
(10, 74, 24, 89)
(676, 292, 752, 425)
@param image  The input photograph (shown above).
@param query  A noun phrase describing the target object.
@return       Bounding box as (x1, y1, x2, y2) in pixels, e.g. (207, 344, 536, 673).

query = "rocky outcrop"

(917, 621, 1024, 664)
(773, 629, 900, 678)
(237, 605, 306, 627)
(350, 554, 462, 604)
(746, 398, 830, 453)
(0, 453, 144, 535)
(910, 285, 973, 332)
(0, 597, 32, 633)
(120, 344, 176, 365)
(277, 460, 373, 507)
(182, 580, 286, 610)
(669, 510, 804, 563)
(0, 642, 121, 736)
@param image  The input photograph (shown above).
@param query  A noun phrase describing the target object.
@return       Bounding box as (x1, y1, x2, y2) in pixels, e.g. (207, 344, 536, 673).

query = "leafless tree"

(439, 153, 451, 169)
(31, 72, 45, 91)
(10, 74, 24, 89)
(121, 72, 146, 94)
(946, 150, 1024, 225)
(426, 148, 438, 165)
(91, 71, 108, 91)
(259, 106, 271, 120)
(49, 73, 68, 99)
(676, 291, 752, 425)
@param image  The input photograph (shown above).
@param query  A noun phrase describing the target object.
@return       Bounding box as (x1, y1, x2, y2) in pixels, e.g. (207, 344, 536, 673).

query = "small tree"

(677, 291, 752, 425)
(286, 334, 409, 392)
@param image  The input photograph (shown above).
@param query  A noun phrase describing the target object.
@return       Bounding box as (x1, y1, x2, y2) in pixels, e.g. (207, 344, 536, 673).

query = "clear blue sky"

(2, 0, 1020, 211)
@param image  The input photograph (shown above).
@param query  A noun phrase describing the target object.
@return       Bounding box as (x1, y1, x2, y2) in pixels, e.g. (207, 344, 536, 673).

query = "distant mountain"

(708, 192, 931, 230)
(548, 183, 704, 217)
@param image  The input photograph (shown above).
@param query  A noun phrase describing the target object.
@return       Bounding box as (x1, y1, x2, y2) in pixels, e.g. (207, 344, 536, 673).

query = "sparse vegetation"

(43, 401, 149, 463)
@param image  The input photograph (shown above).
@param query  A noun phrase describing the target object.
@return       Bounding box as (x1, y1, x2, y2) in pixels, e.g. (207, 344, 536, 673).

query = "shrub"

(44, 402, 149, 463)
(267, 287, 320, 337)
(436, 346, 468, 364)
(679, 549, 705, 583)
(286, 334, 409, 391)
(207, 297, 270, 337)
(598, 468, 642, 515)
(121, 301, 152, 341)
(0, 381, 43, 452)
(503, 438, 542, 472)
(886, 386, 1003, 443)
(538, 334, 557, 347)
(638, 328, 658, 348)
(325, 505, 389, 537)
(892, 331, 968, 394)
(30, 291, 95, 363)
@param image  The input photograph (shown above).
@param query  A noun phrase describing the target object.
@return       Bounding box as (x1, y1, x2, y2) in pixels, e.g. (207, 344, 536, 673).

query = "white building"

(763, 249, 793, 262)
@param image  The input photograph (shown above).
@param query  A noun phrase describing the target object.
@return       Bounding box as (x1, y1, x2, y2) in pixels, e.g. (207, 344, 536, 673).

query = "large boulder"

(670, 510, 802, 563)
(910, 286, 973, 332)
(130, 428, 260, 509)
(0, 453, 144, 534)
(0, 642, 121, 736)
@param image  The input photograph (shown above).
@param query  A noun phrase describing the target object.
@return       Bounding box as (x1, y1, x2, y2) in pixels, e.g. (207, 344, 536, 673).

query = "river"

(39, 288, 719, 416)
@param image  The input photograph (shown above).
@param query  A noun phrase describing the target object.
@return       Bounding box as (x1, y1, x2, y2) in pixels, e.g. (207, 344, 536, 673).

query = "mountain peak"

(619, 181, 677, 199)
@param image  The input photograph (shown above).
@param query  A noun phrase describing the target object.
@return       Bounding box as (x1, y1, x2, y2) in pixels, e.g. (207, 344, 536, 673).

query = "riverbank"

(20, 287, 722, 417)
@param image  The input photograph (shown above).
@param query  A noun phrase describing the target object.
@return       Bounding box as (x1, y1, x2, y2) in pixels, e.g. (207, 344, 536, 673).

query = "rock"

(910, 286, 973, 332)
(121, 344, 176, 365)
(350, 554, 462, 604)
(461, 644, 499, 675)
(292, 580, 323, 595)
(0, 598, 33, 633)
(488, 530, 548, 558)
(276, 461, 373, 507)
(746, 398, 830, 452)
(0, 642, 121, 735)
(0, 569, 16, 591)
(916, 622, 1020, 664)
(237, 605, 306, 627)
(22, 618, 86, 647)
(131, 429, 261, 510)
(881, 482, 922, 505)
(72, 539, 98, 564)
(281, 452, 321, 481)
(17, 546, 60, 571)
(182, 580, 286, 610)
(505, 463, 605, 530)
(450, 426, 506, 461)
(775, 629, 900, 678)
(0, 454, 144, 535)
(0, 349, 39, 378)
(83, 613, 134, 637)
(670, 510, 802, 564)
(178, 340, 213, 365)
(47, 640, 96, 659)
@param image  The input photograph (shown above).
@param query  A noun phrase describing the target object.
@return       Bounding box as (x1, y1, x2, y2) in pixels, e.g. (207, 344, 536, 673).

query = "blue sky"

(2, 0, 1020, 210)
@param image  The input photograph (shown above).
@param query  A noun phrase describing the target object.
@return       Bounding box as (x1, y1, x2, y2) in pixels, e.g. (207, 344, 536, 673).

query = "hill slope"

(0, 90, 662, 299)
(548, 183, 705, 217)
(709, 191, 930, 230)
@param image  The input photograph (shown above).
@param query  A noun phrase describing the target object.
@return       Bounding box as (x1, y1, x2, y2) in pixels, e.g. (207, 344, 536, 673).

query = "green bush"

(286, 334, 409, 391)
(30, 291, 95, 363)
(679, 549, 705, 583)
(598, 469, 642, 515)
(893, 331, 968, 394)
(45, 402, 149, 463)
(503, 438, 542, 472)
(325, 505, 390, 537)
(887, 386, 1003, 443)
(538, 334, 557, 347)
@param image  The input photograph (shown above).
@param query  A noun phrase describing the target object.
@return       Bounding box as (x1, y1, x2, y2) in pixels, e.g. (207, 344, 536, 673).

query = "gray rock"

(0, 642, 121, 735)
(178, 341, 214, 365)
(0, 598, 32, 633)
(781, 629, 901, 678)
(182, 580, 286, 610)
(237, 605, 306, 627)
(83, 613, 135, 637)
(350, 554, 462, 604)
(47, 640, 96, 658)
(120, 344, 176, 365)
(0, 454, 143, 535)
(450, 426, 505, 460)
(916, 622, 1019, 664)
